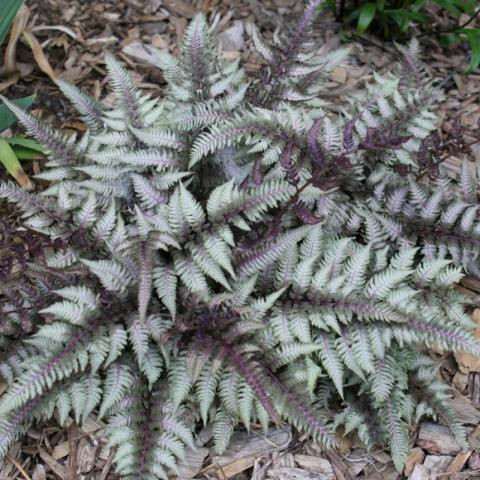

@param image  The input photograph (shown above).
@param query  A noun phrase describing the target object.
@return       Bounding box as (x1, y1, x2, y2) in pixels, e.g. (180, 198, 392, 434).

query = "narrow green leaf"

(5, 135, 45, 152)
(357, 2, 377, 33)
(466, 29, 480, 72)
(434, 0, 463, 16)
(0, 94, 36, 130)
(11, 145, 44, 160)
(0, 0, 23, 46)
(0, 138, 32, 187)
(439, 0, 475, 15)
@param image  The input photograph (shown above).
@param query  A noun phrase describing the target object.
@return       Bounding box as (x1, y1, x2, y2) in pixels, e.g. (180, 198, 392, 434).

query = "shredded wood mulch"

(1, 0, 480, 478)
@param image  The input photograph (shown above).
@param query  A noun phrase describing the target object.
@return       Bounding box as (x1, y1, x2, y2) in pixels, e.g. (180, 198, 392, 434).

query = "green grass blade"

(466, 29, 480, 72)
(0, 0, 23, 46)
(357, 2, 377, 33)
(0, 94, 36, 130)
(11, 145, 44, 160)
(0, 138, 32, 187)
(5, 135, 45, 152)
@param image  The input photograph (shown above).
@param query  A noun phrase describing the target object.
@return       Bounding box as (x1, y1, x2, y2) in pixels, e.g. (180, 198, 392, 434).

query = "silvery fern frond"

(0, 5, 478, 477)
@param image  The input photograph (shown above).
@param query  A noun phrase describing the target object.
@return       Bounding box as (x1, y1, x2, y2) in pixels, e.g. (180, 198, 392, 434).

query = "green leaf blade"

(0, 0, 23, 46)
(0, 138, 32, 187)
(357, 2, 377, 33)
(0, 94, 36, 131)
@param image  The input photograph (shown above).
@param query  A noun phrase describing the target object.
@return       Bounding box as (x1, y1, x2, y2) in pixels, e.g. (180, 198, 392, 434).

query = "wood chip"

(175, 17, 187, 46)
(76, 437, 98, 474)
(456, 349, 480, 373)
(444, 451, 472, 478)
(163, 0, 196, 17)
(294, 454, 334, 479)
(98, 449, 114, 480)
(273, 452, 295, 468)
(52, 440, 70, 460)
(330, 66, 347, 84)
(455, 309, 480, 372)
(323, 451, 358, 480)
(449, 393, 480, 425)
(38, 447, 68, 479)
(67, 423, 78, 480)
(452, 371, 469, 392)
(0, 378, 7, 397)
(468, 423, 480, 451)
(267, 467, 332, 480)
(222, 50, 241, 60)
(371, 450, 391, 464)
(423, 455, 454, 475)
(469, 372, 480, 408)
(218, 20, 245, 51)
(409, 464, 430, 480)
(404, 447, 425, 477)
(334, 427, 353, 455)
(209, 428, 291, 478)
(468, 451, 480, 470)
(418, 423, 463, 455)
(363, 464, 400, 480)
(97, 445, 111, 462)
(65, 416, 104, 435)
(151, 34, 169, 49)
(176, 447, 209, 479)
(32, 464, 46, 480)
(122, 41, 164, 68)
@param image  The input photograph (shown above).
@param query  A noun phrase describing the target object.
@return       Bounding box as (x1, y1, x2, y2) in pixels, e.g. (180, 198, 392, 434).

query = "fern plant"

(0, 1, 479, 476)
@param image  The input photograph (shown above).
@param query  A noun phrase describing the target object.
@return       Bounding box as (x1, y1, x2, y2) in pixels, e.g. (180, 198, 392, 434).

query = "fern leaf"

(98, 362, 134, 418)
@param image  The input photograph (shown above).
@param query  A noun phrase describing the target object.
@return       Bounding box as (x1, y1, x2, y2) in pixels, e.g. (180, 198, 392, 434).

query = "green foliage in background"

(0, 95, 44, 188)
(324, 0, 480, 71)
(0, 0, 44, 186)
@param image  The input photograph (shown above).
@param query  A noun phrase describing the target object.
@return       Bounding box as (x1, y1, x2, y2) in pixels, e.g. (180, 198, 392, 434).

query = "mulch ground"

(1, 0, 480, 478)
